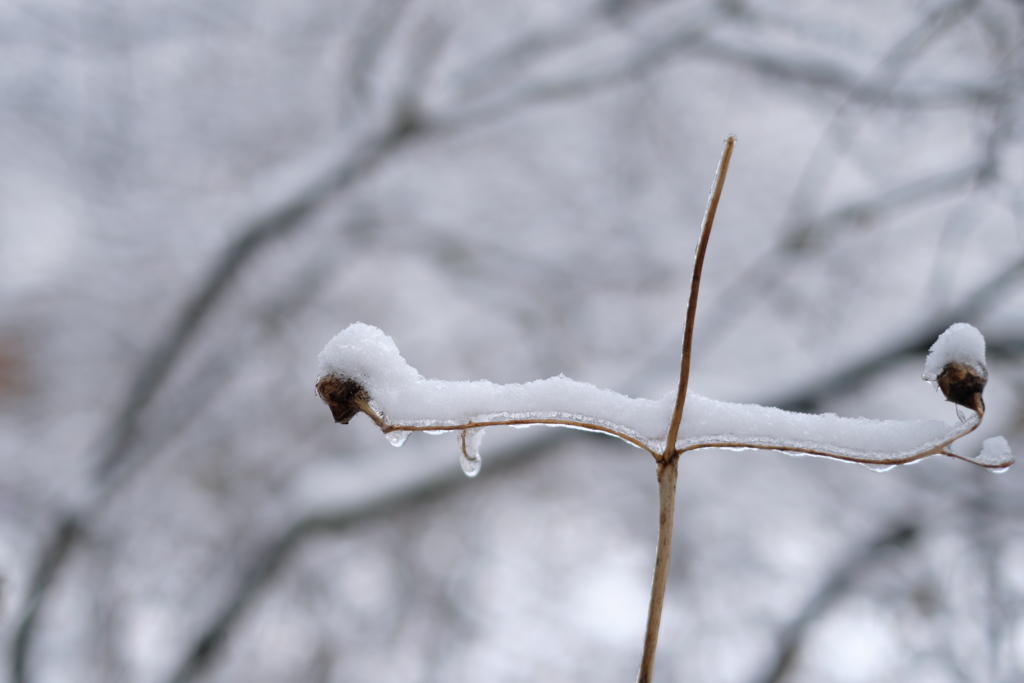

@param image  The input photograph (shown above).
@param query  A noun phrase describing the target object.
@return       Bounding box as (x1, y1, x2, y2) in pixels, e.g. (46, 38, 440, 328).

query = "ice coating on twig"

(976, 436, 1013, 469)
(317, 323, 1013, 469)
(675, 395, 976, 464)
(923, 322, 987, 383)
(317, 323, 670, 448)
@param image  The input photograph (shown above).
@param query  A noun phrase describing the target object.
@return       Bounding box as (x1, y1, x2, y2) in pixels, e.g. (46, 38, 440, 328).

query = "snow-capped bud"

(923, 323, 988, 414)
(316, 375, 368, 424)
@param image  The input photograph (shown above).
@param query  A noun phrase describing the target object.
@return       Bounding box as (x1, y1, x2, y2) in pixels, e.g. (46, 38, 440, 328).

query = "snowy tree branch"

(314, 139, 1011, 682)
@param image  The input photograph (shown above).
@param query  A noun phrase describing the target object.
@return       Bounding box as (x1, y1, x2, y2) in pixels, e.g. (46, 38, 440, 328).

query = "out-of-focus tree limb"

(704, 160, 991, 340)
(94, 122, 409, 483)
(778, 0, 983, 261)
(346, 0, 416, 101)
(162, 431, 570, 683)
(92, 0, 718, 493)
(748, 521, 920, 683)
(10, 251, 339, 683)
(770, 249, 1024, 412)
(695, 39, 1005, 107)
(13, 1, 1020, 679)
(8, 12, 750, 682)
(704, 0, 999, 341)
(454, 0, 710, 101)
(12, 518, 79, 683)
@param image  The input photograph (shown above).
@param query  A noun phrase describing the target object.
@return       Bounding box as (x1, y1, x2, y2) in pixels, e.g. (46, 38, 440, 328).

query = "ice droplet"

(460, 428, 484, 478)
(385, 430, 409, 448)
(865, 463, 896, 473)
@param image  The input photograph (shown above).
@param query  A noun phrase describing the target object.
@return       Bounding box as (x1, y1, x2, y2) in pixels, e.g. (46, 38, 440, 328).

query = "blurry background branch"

(1, 0, 1023, 681)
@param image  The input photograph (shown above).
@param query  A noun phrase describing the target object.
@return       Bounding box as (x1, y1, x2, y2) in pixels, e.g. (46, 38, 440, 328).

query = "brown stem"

(665, 135, 735, 460)
(640, 136, 733, 683)
(637, 456, 679, 683)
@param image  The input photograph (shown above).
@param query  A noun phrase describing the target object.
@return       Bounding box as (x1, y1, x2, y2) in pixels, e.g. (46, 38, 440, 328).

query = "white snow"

(976, 436, 1013, 470)
(922, 322, 987, 383)
(318, 323, 1011, 470)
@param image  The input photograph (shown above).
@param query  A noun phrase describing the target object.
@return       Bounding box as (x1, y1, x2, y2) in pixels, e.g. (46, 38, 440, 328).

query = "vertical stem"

(665, 135, 735, 455)
(637, 456, 679, 683)
(641, 136, 734, 683)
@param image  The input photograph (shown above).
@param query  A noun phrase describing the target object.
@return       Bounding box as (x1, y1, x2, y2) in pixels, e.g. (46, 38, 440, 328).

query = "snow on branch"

(316, 321, 1013, 475)
(313, 137, 1012, 683)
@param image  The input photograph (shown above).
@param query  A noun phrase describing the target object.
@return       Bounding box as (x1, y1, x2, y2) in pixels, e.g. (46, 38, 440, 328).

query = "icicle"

(385, 430, 409, 447)
(460, 428, 484, 478)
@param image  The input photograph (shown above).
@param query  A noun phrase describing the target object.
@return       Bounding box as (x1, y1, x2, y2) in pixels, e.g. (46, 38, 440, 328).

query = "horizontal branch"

(316, 323, 1012, 471)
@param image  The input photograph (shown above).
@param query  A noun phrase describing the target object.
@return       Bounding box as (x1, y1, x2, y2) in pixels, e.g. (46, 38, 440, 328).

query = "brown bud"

(316, 375, 368, 424)
(936, 361, 986, 415)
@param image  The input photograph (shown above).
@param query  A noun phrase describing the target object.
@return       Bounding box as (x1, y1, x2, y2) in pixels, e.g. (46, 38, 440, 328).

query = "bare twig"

(639, 135, 734, 683)
(665, 135, 735, 459)
(675, 410, 984, 466)
(632, 135, 734, 682)
(637, 457, 678, 683)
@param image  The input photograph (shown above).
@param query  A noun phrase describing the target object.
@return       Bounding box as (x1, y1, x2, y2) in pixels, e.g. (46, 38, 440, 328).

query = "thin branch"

(327, 378, 1000, 469)
(339, 389, 658, 455)
(637, 458, 678, 683)
(636, 135, 733, 683)
(665, 135, 735, 460)
(676, 410, 996, 468)
(390, 418, 657, 456)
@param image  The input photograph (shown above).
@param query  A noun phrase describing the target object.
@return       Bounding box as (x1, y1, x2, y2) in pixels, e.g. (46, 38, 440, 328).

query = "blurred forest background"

(1, 0, 1024, 681)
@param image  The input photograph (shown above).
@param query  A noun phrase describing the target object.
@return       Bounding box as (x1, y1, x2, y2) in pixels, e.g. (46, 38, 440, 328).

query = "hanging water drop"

(460, 428, 484, 478)
(865, 462, 895, 473)
(385, 430, 409, 447)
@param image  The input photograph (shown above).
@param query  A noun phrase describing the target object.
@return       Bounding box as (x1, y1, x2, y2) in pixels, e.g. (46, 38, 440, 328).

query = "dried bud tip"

(936, 361, 986, 414)
(316, 375, 368, 424)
